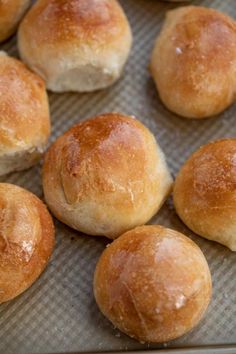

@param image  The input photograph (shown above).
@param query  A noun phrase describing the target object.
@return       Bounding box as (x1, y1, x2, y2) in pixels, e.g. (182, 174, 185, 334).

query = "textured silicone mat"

(0, 0, 235, 353)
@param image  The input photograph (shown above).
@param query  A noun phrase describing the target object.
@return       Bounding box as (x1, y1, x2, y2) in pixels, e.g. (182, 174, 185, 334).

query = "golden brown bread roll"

(18, 0, 132, 92)
(0, 183, 55, 304)
(42, 113, 173, 239)
(174, 139, 236, 251)
(0, 0, 30, 42)
(0, 52, 50, 176)
(94, 225, 212, 343)
(150, 6, 236, 119)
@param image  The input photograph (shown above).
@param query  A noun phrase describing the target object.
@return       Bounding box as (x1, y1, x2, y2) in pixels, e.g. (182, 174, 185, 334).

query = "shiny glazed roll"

(174, 139, 236, 251)
(0, 52, 50, 176)
(42, 113, 173, 239)
(150, 6, 236, 119)
(18, 0, 132, 92)
(0, 0, 30, 42)
(94, 225, 212, 343)
(0, 183, 55, 304)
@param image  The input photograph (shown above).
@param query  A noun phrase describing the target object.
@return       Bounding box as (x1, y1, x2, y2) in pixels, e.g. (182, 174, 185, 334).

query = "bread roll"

(0, 52, 50, 176)
(0, 0, 30, 42)
(43, 113, 173, 239)
(94, 225, 212, 343)
(18, 0, 132, 92)
(0, 183, 55, 304)
(174, 139, 236, 251)
(150, 6, 236, 119)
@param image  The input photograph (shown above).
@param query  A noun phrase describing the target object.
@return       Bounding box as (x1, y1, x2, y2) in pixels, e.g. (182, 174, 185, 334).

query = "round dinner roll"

(174, 139, 236, 251)
(0, 0, 30, 42)
(18, 0, 132, 92)
(0, 183, 55, 304)
(43, 113, 173, 239)
(150, 6, 236, 119)
(0, 52, 50, 176)
(94, 225, 212, 343)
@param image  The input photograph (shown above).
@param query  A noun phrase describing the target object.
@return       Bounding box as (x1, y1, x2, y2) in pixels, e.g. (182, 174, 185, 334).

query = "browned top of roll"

(43, 113, 161, 208)
(151, 6, 236, 118)
(94, 225, 212, 342)
(0, 53, 50, 153)
(0, 0, 30, 41)
(0, 183, 55, 303)
(43, 112, 172, 238)
(19, 0, 130, 48)
(174, 138, 236, 217)
(173, 139, 236, 250)
(169, 6, 236, 77)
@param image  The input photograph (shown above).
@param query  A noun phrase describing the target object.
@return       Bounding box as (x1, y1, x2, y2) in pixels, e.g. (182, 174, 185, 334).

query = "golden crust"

(0, 53, 50, 154)
(94, 225, 212, 343)
(0, 183, 55, 304)
(43, 113, 173, 238)
(150, 6, 236, 119)
(19, 0, 129, 46)
(0, 0, 30, 42)
(173, 139, 236, 251)
(18, 0, 132, 92)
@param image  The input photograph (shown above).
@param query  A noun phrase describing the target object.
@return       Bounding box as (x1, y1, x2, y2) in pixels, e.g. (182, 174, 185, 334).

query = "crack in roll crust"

(0, 0, 30, 42)
(0, 52, 50, 176)
(18, 0, 132, 92)
(173, 139, 236, 251)
(0, 183, 55, 304)
(94, 225, 212, 343)
(150, 6, 236, 119)
(43, 113, 173, 238)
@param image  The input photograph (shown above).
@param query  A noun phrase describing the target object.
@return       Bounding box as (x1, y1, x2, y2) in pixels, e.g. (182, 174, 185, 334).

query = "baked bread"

(0, 0, 30, 42)
(174, 139, 236, 251)
(0, 52, 50, 176)
(18, 0, 132, 92)
(150, 6, 236, 119)
(0, 183, 55, 304)
(94, 225, 212, 343)
(43, 113, 173, 239)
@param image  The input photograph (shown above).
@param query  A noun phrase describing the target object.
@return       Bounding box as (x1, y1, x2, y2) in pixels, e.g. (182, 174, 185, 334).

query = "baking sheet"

(0, 0, 236, 353)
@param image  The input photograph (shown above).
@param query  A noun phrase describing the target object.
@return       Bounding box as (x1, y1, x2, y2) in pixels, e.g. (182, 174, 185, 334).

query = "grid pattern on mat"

(0, 0, 236, 353)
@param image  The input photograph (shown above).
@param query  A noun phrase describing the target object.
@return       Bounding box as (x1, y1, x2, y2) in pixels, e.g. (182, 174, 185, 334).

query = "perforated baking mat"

(0, 0, 236, 353)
